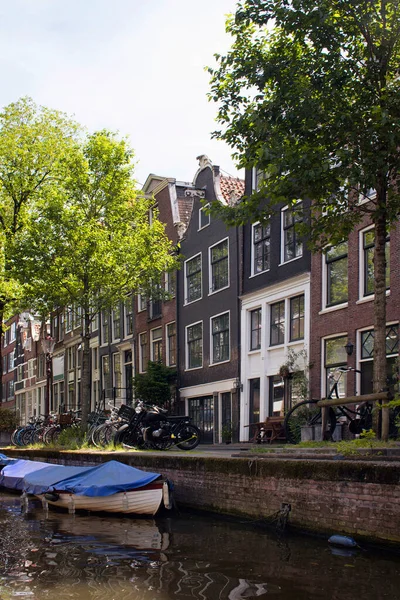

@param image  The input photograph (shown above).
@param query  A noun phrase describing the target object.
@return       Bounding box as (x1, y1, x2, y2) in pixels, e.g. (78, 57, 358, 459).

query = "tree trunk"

(373, 210, 388, 440)
(80, 311, 92, 430)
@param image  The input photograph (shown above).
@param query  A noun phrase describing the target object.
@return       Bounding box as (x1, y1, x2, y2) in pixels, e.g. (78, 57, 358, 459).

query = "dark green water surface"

(0, 492, 399, 599)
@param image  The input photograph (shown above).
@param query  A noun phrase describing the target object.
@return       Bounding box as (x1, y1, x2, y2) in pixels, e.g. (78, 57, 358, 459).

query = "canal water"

(0, 492, 399, 600)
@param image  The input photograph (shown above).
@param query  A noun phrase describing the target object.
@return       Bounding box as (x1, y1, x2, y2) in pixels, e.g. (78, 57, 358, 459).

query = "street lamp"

(41, 335, 56, 416)
(344, 341, 354, 356)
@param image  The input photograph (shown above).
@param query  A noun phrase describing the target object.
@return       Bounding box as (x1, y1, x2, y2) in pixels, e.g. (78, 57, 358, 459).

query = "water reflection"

(0, 492, 399, 600)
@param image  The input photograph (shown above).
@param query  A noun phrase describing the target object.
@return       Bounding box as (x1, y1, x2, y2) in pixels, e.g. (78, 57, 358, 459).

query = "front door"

(188, 396, 214, 444)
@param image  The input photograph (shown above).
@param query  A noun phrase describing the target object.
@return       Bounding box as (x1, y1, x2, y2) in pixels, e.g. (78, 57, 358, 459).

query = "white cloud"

(0, 0, 242, 184)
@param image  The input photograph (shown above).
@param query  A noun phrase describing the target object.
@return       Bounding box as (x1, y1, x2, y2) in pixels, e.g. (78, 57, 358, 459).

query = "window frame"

(186, 321, 203, 370)
(359, 225, 390, 299)
(251, 222, 271, 276)
(270, 301, 285, 346)
(199, 203, 210, 230)
(184, 253, 202, 305)
(112, 305, 121, 342)
(324, 241, 349, 308)
(250, 308, 262, 351)
(166, 321, 176, 367)
(281, 202, 303, 264)
(151, 327, 163, 362)
(210, 311, 230, 365)
(138, 332, 148, 373)
(209, 237, 229, 294)
(289, 295, 305, 342)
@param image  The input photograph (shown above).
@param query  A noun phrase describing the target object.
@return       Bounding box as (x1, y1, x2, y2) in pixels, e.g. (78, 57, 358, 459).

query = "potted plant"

(221, 422, 232, 444)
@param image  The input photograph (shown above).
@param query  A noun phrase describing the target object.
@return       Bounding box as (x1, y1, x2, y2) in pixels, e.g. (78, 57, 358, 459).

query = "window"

(27, 358, 35, 378)
(150, 281, 162, 319)
(151, 327, 162, 362)
(138, 293, 147, 312)
(73, 305, 81, 329)
(282, 203, 303, 262)
(325, 242, 348, 306)
(360, 324, 399, 395)
(17, 364, 24, 382)
(165, 271, 176, 297)
(166, 322, 176, 366)
(112, 306, 120, 341)
(7, 380, 14, 399)
(91, 312, 99, 333)
(290, 295, 305, 341)
(67, 347, 76, 370)
(269, 375, 284, 416)
(113, 353, 122, 397)
(362, 228, 390, 297)
(250, 308, 261, 351)
(270, 301, 285, 346)
(186, 322, 203, 369)
(101, 311, 109, 345)
(185, 254, 202, 303)
(9, 322, 16, 342)
(65, 307, 73, 333)
(139, 332, 148, 373)
(211, 312, 230, 364)
(8, 351, 15, 371)
(209, 239, 229, 293)
(102, 355, 111, 393)
(324, 336, 348, 398)
(361, 325, 398, 359)
(252, 223, 270, 274)
(124, 296, 134, 336)
(199, 204, 210, 229)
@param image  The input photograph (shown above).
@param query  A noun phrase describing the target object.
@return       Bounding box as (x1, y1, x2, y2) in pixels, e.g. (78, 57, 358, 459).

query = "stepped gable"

(219, 174, 245, 205)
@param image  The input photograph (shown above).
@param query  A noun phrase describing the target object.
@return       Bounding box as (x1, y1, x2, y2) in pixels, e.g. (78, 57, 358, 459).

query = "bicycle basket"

(59, 414, 73, 425)
(118, 404, 136, 420)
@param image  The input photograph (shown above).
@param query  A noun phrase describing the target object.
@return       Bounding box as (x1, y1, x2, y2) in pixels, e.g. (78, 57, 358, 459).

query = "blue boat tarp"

(0, 453, 18, 466)
(23, 465, 91, 495)
(0, 459, 53, 491)
(44, 461, 161, 497)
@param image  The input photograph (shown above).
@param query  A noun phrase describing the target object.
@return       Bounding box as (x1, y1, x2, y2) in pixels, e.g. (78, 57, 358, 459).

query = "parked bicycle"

(284, 366, 399, 444)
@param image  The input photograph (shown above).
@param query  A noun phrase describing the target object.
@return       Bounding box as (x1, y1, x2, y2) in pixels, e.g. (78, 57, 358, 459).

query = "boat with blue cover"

(0, 458, 171, 516)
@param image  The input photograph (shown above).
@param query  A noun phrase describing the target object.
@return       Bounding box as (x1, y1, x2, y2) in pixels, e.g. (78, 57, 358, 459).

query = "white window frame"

(100, 311, 109, 346)
(210, 311, 230, 366)
(185, 320, 203, 371)
(184, 253, 202, 305)
(358, 225, 390, 302)
(321, 242, 349, 312)
(251, 222, 271, 277)
(65, 306, 73, 333)
(267, 293, 306, 349)
(280, 202, 303, 265)
(165, 271, 176, 297)
(138, 332, 148, 373)
(112, 306, 121, 342)
(27, 358, 36, 379)
(124, 297, 134, 337)
(199, 203, 210, 230)
(10, 322, 16, 342)
(166, 321, 176, 367)
(208, 237, 229, 295)
(138, 293, 147, 313)
(150, 327, 163, 362)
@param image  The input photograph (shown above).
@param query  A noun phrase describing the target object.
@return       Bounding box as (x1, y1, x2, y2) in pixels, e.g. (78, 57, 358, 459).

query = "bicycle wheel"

(176, 425, 201, 450)
(284, 400, 336, 445)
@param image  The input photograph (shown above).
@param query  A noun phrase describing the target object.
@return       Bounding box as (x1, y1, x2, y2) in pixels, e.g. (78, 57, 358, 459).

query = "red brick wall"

(310, 217, 400, 399)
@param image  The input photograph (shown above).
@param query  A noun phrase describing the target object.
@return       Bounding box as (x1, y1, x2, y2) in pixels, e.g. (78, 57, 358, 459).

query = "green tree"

(15, 130, 178, 427)
(133, 361, 177, 408)
(0, 97, 79, 400)
(209, 0, 400, 439)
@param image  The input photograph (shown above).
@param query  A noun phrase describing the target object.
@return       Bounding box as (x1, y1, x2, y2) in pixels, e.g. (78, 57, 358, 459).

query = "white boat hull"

(36, 483, 164, 516)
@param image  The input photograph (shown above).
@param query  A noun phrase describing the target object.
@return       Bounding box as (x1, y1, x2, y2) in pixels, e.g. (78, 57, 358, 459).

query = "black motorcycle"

(113, 402, 201, 451)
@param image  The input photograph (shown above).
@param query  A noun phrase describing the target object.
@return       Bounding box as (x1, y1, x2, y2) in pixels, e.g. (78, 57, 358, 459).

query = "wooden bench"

(244, 417, 286, 444)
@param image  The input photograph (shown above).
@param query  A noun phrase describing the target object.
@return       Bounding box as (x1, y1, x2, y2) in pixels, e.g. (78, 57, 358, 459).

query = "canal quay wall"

(3, 448, 400, 546)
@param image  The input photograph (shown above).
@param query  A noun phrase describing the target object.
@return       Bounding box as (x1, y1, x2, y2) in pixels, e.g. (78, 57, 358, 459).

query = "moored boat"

(0, 459, 172, 516)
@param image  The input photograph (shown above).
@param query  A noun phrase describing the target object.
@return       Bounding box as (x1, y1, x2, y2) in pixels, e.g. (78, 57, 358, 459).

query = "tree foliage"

(133, 361, 177, 408)
(13, 130, 179, 425)
(209, 0, 400, 438)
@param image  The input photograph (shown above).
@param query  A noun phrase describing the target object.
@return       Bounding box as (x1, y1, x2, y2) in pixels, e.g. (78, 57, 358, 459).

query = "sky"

(0, 0, 242, 186)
